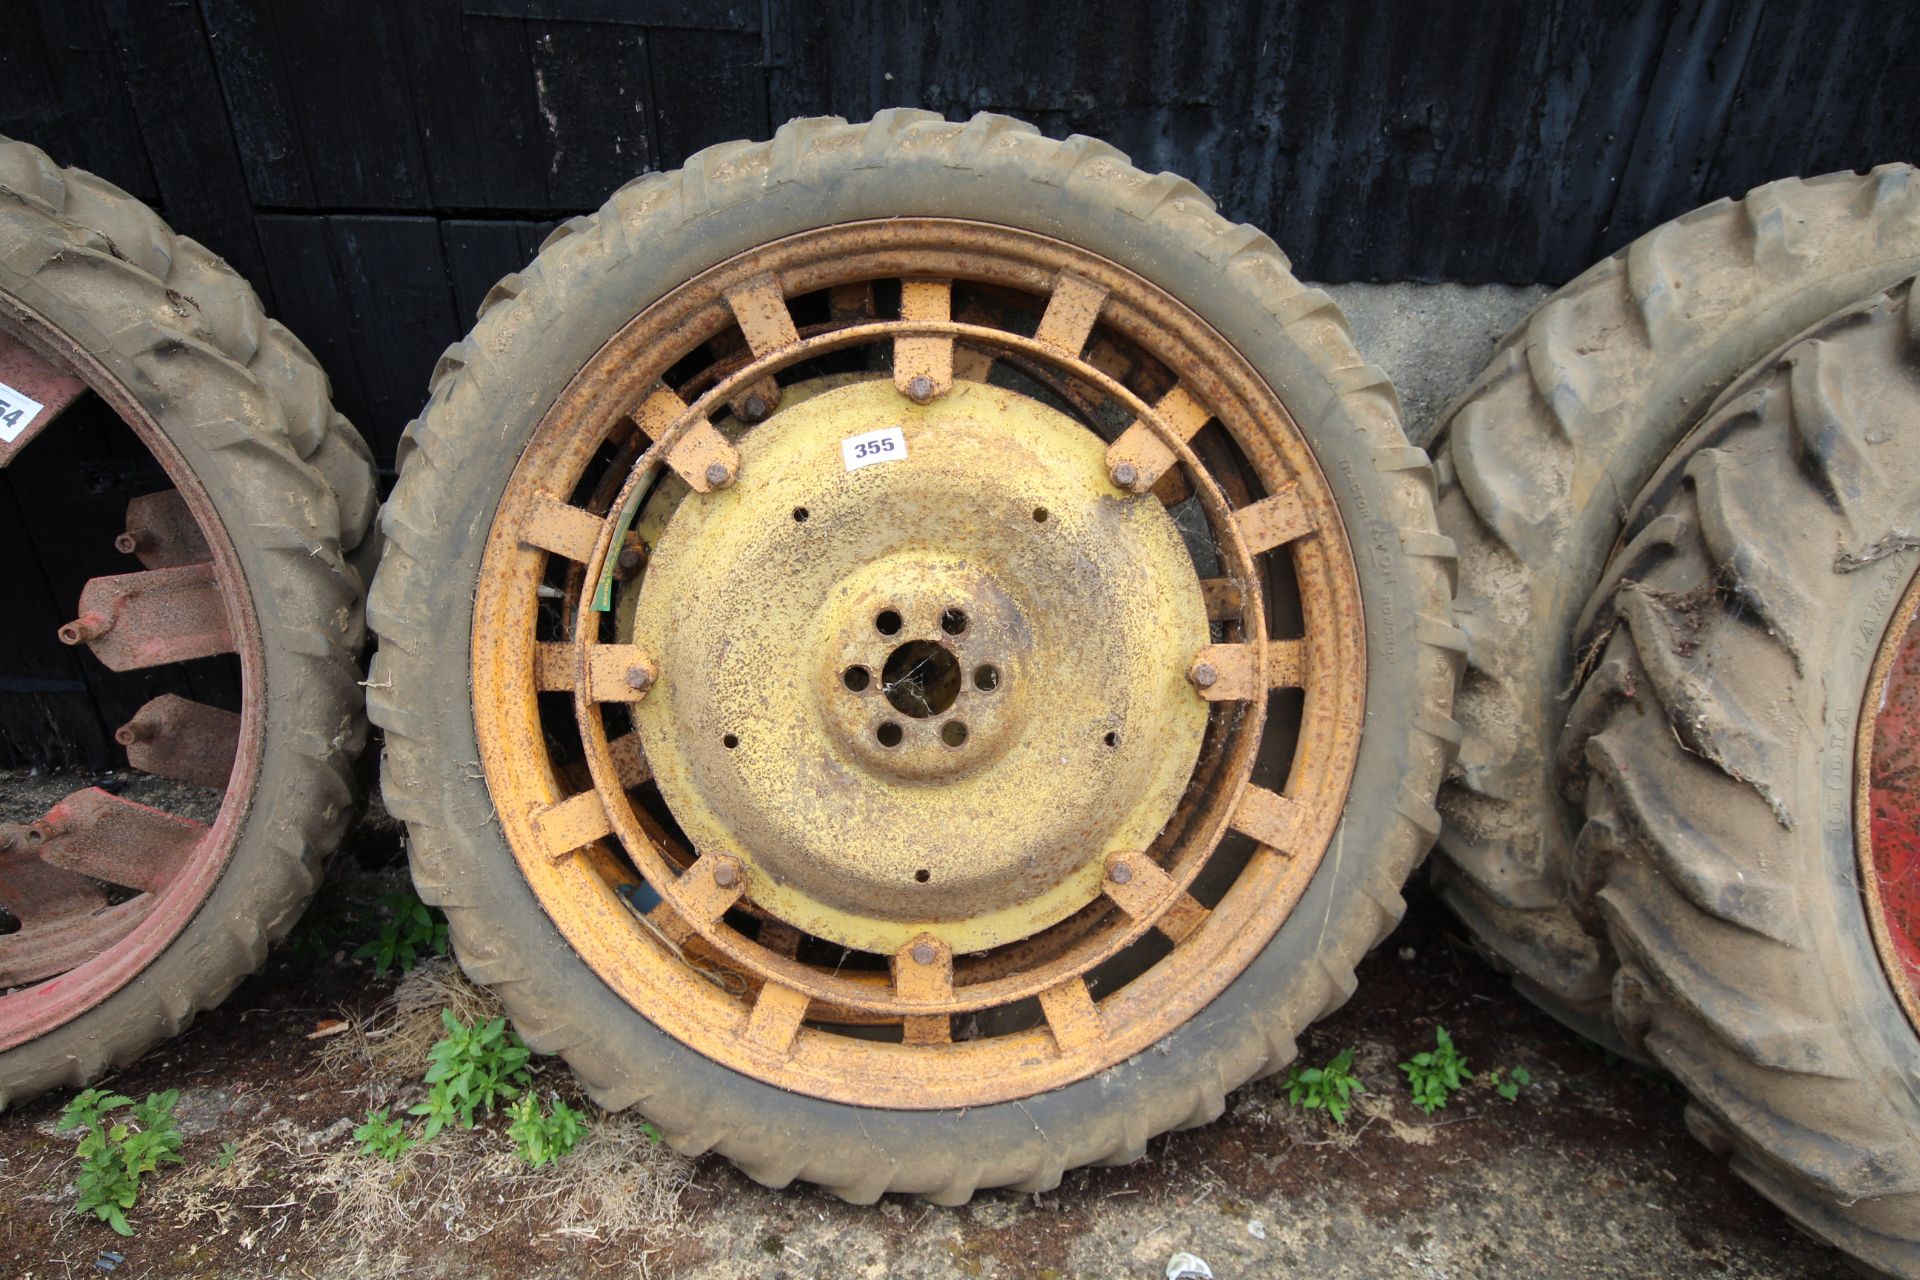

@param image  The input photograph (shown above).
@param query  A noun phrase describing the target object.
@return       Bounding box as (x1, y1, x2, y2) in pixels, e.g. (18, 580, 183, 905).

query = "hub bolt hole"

(1103, 731, 1118, 747)
(876, 722, 903, 748)
(723, 733, 739, 750)
(1032, 507, 1049, 523)
(974, 664, 1000, 692)
(875, 609, 903, 636)
(914, 868, 931, 883)
(843, 666, 871, 692)
(940, 608, 968, 635)
(792, 506, 809, 523)
(941, 720, 969, 747)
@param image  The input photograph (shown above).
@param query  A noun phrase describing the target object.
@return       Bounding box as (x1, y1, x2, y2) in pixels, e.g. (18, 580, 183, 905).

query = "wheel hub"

(623, 377, 1210, 954)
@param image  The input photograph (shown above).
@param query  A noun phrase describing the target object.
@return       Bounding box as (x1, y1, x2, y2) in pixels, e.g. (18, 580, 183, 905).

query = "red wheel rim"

(1860, 564, 1920, 1036)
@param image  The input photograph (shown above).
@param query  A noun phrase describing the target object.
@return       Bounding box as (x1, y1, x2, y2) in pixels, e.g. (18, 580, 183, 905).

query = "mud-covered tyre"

(0, 139, 371, 1106)
(368, 110, 1461, 1201)
(1431, 166, 1920, 1036)
(1557, 282, 1920, 1275)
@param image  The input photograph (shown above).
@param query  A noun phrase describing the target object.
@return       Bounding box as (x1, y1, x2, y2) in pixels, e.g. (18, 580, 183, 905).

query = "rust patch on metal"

(117, 693, 241, 789)
(61, 563, 234, 671)
(119, 490, 212, 568)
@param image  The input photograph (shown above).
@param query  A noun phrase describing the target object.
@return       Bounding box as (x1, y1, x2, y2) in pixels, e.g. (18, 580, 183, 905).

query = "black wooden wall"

(3, 0, 1918, 765)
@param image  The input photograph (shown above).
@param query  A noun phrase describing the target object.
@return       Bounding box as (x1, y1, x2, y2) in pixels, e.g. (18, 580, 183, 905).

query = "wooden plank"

(265, 3, 431, 208)
(327, 215, 460, 464)
(526, 16, 658, 208)
(397, 2, 550, 210)
(98, 0, 270, 289)
(20, 0, 157, 199)
(0, 474, 112, 768)
(646, 27, 769, 165)
(254, 215, 372, 454)
(466, 0, 760, 30)
(199, 0, 315, 206)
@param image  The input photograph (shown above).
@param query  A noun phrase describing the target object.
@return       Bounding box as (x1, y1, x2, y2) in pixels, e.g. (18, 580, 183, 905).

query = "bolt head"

(910, 941, 938, 966)
(704, 460, 733, 489)
(616, 546, 645, 574)
(1108, 860, 1133, 885)
(113, 531, 141, 555)
(1190, 662, 1218, 689)
(1111, 461, 1139, 490)
(743, 393, 769, 421)
(625, 665, 655, 692)
(906, 374, 936, 404)
(713, 862, 740, 889)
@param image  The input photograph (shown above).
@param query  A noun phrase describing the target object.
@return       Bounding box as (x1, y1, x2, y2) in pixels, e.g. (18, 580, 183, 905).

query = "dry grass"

(313, 956, 501, 1101)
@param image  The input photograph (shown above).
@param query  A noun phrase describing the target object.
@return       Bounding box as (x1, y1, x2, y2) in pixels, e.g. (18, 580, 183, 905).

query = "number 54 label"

(841, 426, 907, 471)
(0, 380, 47, 445)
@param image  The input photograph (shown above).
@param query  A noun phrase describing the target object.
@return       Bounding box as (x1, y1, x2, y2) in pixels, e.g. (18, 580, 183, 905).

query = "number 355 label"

(841, 426, 907, 471)
(0, 380, 47, 445)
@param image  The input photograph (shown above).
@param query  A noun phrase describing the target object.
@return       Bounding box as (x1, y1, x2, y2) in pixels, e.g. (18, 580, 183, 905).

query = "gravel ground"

(4, 281, 1856, 1279)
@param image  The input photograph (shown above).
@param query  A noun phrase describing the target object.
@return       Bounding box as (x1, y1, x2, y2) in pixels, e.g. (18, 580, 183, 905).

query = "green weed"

(1486, 1065, 1533, 1101)
(354, 1107, 414, 1161)
(1399, 1026, 1472, 1115)
(506, 1093, 589, 1168)
(408, 1009, 532, 1141)
(57, 1088, 184, 1235)
(353, 891, 448, 977)
(1282, 1046, 1364, 1125)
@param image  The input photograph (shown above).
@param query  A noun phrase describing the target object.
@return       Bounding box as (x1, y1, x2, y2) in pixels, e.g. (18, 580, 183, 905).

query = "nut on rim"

(1110, 460, 1140, 490)
(1106, 856, 1134, 885)
(712, 858, 742, 889)
(1188, 660, 1218, 689)
(704, 460, 735, 489)
(910, 941, 938, 966)
(905, 374, 936, 405)
(625, 664, 655, 692)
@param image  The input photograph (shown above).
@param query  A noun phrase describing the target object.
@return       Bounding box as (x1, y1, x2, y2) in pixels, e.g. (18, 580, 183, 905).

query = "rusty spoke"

(724, 274, 797, 423)
(0, 835, 108, 923)
(583, 643, 657, 702)
(893, 279, 954, 402)
(1234, 482, 1315, 555)
(530, 790, 613, 864)
(1033, 273, 1108, 360)
(116, 693, 240, 789)
(28, 788, 205, 895)
(117, 490, 211, 568)
(60, 564, 233, 671)
(521, 493, 605, 562)
(1199, 578, 1243, 621)
(741, 980, 810, 1055)
(1106, 384, 1212, 493)
(609, 731, 651, 788)
(534, 642, 575, 690)
(1231, 785, 1305, 856)
(1037, 977, 1105, 1053)
(1100, 853, 1209, 944)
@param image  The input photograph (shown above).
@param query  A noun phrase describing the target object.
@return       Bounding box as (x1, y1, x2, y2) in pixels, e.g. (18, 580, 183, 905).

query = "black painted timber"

(1, 0, 1917, 763)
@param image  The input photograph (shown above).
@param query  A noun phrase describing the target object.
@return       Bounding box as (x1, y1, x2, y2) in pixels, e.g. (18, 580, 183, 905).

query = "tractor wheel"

(1557, 281, 1920, 1275)
(1431, 166, 1920, 1042)
(0, 139, 373, 1105)
(367, 110, 1461, 1201)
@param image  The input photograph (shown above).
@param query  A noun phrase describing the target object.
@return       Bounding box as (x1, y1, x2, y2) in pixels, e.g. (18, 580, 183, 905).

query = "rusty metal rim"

(0, 297, 266, 1052)
(577, 319, 1260, 1008)
(1856, 562, 1920, 1038)
(470, 219, 1365, 1107)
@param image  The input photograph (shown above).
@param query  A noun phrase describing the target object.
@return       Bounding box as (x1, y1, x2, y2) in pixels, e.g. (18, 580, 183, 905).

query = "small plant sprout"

(1399, 1025, 1472, 1115)
(57, 1088, 184, 1236)
(1282, 1047, 1364, 1125)
(214, 1141, 240, 1171)
(354, 1107, 413, 1161)
(1487, 1066, 1533, 1101)
(353, 890, 449, 976)
(506, 1093, 589, 1167)
(408, 1009, 533, 1141)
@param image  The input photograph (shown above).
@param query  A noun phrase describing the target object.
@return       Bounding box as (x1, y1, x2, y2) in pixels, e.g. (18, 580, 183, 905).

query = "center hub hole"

(881, 639, 962, 719)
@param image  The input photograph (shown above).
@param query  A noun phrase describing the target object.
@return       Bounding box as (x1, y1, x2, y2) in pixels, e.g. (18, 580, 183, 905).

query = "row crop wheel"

(1429, 164, 1920, 1045)
(368, 110, 1461, 1200)
(1557, 283, 1920, 1274)
(0, 139, 374, 1105)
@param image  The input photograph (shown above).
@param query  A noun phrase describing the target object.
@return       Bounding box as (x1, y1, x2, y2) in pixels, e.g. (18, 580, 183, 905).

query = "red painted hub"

(1863, 569, 1920, 1034)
